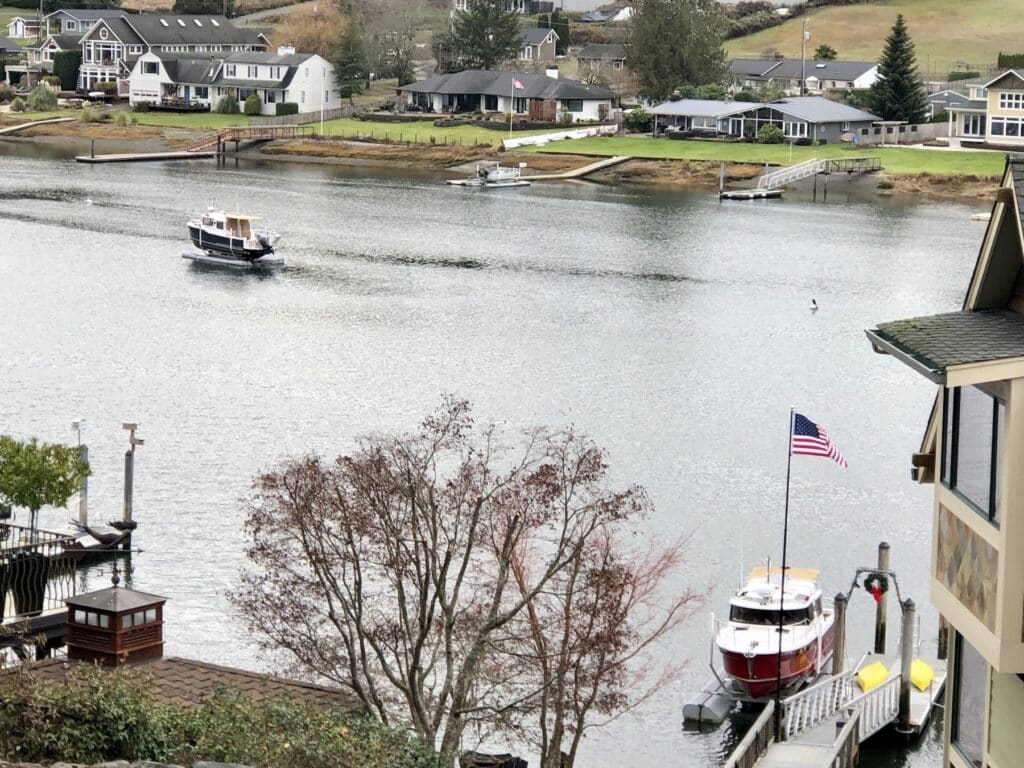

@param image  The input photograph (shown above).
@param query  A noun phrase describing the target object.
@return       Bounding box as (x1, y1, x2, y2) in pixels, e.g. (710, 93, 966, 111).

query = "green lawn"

(130, 111, 253, 129)
(534, 136, 1005, 177)
(728, 0, 1017, 76)
(317, 117, 562, 146)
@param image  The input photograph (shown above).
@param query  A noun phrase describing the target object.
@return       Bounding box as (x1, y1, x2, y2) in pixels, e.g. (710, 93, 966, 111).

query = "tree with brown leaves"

(232, 398, 692, 766)
(270, 3, 348, 59)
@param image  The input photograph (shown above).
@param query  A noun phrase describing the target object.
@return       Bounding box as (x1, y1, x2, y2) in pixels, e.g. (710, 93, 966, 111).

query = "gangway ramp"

(756, 157, 882, 190)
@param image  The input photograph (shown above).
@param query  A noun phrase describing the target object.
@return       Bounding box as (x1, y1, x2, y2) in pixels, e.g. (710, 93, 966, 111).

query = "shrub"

(114, 111, 129, 127)
(95, 81, 118, 94)
(947, 71, 979, 82)
(275, 101, 298, 116)
(52, 50, 82, 91)
(757, 123, 784, 143)
(0, 83, 13, 103)
(598, 103, 609, 121)
(79, 105, 104, 122)
(27, 84, 57, 111)
(132, 101, 150, 112)
(243, 93, 262, 115)
(214, 95, 240, 114)
(997, 52, 1024, 69)
(42, 75, 61, 87)
(559, 109, 573, 124)
(130, 113, 138, 125)
(623, 106, 651, 132)
(10, 96, 26, 112)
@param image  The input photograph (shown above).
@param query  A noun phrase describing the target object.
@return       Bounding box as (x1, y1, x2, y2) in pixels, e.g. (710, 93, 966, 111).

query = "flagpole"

(774, 407, 795, 740)
(509, 78, 514, 140)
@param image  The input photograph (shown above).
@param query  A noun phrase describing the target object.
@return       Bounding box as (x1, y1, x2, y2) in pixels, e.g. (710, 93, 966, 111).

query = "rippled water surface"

(0, 143, 983, 767)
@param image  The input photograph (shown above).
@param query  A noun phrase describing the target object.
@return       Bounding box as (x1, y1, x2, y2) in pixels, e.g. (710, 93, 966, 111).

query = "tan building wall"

(986, 82, 1024, 144)
(989, 672, 1024, 768)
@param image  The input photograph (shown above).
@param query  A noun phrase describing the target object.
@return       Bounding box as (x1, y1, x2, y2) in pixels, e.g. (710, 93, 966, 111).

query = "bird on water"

(810, 298, 818, 312)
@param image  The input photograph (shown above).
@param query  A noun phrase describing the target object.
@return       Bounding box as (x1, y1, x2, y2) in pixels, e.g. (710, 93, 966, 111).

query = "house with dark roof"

(5, 33, 81, 89)
(76, 14, 268, 92)
(864, 153, 1024, 768)
(577, 43, 626, 71)
(397, 69, 615, 122)
(43, 8, 126, 38)
(128, 47, 340, 115)
(729, 58, 878, 96)
(517, 27, 557, 63)
(0, 35, 22, 55)
(6, 16, 42, 40)
(650, 95, 877, 143)
(576, 43, 634, 96)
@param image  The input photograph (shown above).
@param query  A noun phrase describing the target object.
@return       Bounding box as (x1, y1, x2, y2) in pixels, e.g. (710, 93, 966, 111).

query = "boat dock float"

(523, 155, 630, 181)
(719, 188, 784, 200)
(75, 149, 216, 163)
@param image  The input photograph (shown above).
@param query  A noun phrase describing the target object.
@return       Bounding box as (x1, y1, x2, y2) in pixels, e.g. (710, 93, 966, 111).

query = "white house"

(6, 16, 42, 39)
(397, 69, 614, 122)
(128, 48, 340, 115)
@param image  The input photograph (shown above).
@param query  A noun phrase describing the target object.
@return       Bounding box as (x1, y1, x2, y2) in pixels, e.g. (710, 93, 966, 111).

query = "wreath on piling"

(863, 572, 889, 604)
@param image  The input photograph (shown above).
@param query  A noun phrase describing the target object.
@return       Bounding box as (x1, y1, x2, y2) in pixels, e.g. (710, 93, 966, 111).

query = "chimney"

(64, 574, 167, 666)
(546, 66, 558, 80)
(277, 44, 295, 56)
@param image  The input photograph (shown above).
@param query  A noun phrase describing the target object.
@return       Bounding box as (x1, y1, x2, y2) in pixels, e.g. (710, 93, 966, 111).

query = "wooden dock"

(0, 116, 77, 136)
(75, 149, 216, 163)
(522, 155, 630, 181)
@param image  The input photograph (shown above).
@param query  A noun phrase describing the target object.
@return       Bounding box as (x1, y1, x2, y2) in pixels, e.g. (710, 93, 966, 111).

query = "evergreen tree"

(629, 0, 726, 102)
(814, 44, 837, 61)
(330, 20, 368, 93)
(541, 9, 569, 56)
(869, 14, 928, 123)
(451, 0, 522, 71)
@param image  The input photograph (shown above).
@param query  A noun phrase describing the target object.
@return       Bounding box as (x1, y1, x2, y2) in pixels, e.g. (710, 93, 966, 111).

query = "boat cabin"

(200, 209, 259, 240)
(729, 567, 824, 626)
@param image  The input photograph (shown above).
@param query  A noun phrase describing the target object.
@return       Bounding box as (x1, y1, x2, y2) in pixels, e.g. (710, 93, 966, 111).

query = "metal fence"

(0, 523, 76, 623)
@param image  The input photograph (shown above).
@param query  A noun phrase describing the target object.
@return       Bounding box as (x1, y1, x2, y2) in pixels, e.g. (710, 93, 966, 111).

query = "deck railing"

(781, 670, 856, 740)
(723, 699, 775, 768)
(0, 523, 77, 624)
(186, 125, 312, 152)
(845, 674, 900, 742)
(823, 707, 862, 768)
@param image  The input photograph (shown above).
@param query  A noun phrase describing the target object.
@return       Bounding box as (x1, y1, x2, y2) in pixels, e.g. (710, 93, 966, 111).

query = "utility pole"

(800, 18, 809, 96)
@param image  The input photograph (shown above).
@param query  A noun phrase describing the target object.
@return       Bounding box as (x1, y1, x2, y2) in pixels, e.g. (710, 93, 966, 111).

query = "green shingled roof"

(867, 309, 1024, 381)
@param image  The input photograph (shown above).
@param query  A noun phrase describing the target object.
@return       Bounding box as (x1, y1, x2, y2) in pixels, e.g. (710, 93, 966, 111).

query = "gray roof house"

(650, 95, 878, 143)
(517, 27, 557, 63)
(44, 8, 126, 38)
(729, 58, 878, 95)
(0, 35, 22, 55)
(578, 43, 627, 67)
(398, 69, 615, 122)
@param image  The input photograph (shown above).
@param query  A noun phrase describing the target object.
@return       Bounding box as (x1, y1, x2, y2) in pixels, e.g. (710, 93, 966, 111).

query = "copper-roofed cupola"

(64, 571, 167, 666)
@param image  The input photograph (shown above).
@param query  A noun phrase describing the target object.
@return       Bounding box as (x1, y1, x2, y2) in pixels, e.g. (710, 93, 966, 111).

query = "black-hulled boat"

(184, 208, 283, 268)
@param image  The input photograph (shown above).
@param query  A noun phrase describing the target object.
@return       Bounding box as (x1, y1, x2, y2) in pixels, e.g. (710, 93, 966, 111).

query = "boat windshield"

(730, 606, 810, 626)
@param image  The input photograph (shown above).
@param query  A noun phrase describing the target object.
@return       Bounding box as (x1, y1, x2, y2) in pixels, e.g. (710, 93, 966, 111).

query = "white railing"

(845, 675, 900, 742)
(781, 670, 856, 740)
(823, 708, 862, 768)
(502, 123, 617, 149)
(757, 157, 827, 189)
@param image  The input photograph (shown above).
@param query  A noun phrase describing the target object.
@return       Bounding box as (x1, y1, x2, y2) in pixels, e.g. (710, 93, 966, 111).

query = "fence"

(250, 105, 360, 127)
(0, 524, 77, 623)
(502, 123, 618, 149)
(723, 699, 775, 768)
(856, 122, 950, 146)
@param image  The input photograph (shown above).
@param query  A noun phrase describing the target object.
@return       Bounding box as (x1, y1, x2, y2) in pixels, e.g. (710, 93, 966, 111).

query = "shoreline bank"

(0, 122, 1001, 202)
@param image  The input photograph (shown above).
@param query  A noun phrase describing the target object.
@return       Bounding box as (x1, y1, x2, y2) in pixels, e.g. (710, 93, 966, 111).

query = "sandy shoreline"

(0, 121, 1001, 202)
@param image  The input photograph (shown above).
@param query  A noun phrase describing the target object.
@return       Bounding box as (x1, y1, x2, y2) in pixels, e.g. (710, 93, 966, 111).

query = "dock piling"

(122, 422, 143, 532)
(937, 614, 949, 660)
(90, 139, 94, 159)
(78, 444, 88, 525)
(874, 541, 890, 654)
(898, 598, 916, 733)
(832, 592, 847, 676)
(719, 160, 725, 194)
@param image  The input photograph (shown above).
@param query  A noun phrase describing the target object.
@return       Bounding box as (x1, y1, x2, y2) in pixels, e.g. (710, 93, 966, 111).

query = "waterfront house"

(728, 58, 878, 96)
(127, 48, 340, 115)
(650, 95, 877, 143)
(6, 16, 42, 40)
(76, 14, 268, 92)
(4, 33, 81, 89)
(452, 0, 553, 13)
(43, 8, 125, 38)
(517, 28, 557, 63)
(865, 153, 1024, 768)
(397, 69, 614, 122)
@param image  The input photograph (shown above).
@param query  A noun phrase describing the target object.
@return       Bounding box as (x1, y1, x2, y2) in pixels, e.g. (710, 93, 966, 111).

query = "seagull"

(84, 198, 93, 205)
(810, 298, 818, 312)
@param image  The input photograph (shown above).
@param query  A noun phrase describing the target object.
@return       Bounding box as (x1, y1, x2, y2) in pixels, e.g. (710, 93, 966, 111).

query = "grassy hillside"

(727, 0, 1019, 76)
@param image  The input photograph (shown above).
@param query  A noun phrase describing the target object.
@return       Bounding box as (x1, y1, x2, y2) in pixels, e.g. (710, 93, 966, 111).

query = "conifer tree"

(869, 14, 928, 124)
(451, 0, 522, 71)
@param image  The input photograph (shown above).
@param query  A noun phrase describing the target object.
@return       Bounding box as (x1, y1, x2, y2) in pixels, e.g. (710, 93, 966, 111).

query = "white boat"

(184, 208, 283, 268)
(715, 567, 835, 699)
(447, 162, 532, 188)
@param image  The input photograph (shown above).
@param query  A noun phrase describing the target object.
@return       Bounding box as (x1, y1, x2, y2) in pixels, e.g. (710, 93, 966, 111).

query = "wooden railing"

(823, 708, 861, 768)
(186, 125, 312, 152)
(723, 699, 775, 768)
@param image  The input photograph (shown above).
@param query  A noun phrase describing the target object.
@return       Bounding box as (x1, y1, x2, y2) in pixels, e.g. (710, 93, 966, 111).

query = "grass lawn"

(534, 136, 1005, 177)
(129, 112, 253, 129)
(317, 117, 561, 146)
(727, 0, 1017, 75)
(0, 110, 67, 123)
(0, 5, 27, 28)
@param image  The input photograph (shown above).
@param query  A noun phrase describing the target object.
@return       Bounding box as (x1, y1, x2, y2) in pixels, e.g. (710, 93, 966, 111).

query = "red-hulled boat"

(715, 567, 835, 699)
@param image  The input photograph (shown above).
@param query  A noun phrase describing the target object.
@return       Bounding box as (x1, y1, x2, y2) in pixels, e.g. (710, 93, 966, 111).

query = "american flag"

(512, 78, 525, 90)
(791, 413, 847, 468)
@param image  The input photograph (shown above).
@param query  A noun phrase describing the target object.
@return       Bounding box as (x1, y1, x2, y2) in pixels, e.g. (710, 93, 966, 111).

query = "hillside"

(727, 0, 1019, 77)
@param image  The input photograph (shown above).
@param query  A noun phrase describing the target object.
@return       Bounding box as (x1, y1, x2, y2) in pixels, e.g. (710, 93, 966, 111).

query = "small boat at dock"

(447, 162, 532, 188)
(184, 208, 283, 268)
(715, 566, 835, 699)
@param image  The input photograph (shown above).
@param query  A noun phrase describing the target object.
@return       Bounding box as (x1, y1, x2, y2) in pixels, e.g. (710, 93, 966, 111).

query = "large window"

(142, 61, 158, 75)
(952, 632, 986, 767)
(999, 92, 1024, 109)
(942, 385, 1004, 524)
(564, 99, 583, 112)
(991, 116, 1024, 137)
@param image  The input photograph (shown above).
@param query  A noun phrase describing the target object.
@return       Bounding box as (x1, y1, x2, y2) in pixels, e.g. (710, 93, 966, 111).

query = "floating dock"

(75, 149, 216, 163)
(719, 188, 784, 200)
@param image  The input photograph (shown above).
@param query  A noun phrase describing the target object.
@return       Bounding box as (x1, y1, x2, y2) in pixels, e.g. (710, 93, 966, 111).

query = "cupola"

(64, 571, 167, 666)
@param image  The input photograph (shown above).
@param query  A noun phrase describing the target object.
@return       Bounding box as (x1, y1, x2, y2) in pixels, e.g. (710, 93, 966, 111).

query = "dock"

(75, 149, 216, 163)
(522, 155, 630, 181)
(0, 117, 77, 136)
(74, 125, 312, 163)
(718, 157, 882, 201)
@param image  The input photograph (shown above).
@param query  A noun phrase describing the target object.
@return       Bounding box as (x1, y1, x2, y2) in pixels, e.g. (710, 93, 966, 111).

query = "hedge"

(275, 101, 298, 116)
(52, 49, 82, 91)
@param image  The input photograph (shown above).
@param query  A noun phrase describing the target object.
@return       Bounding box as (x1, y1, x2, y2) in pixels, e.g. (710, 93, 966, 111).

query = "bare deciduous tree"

(232, 398, 654, 766)
(271, 3, 348, 59)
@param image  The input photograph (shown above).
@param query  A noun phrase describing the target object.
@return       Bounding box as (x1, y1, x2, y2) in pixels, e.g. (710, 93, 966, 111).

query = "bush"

(42, 75, 61, 87)
(214, 95, 240, 114)
(0, 83, 13, 103)
(52, 50, 82, 91)
(559, 109, 573, 124)
(243, 93, 262, 115)
(275, 101, 298, 116)
(997, 52, 1024, 69)
(624, 106, 651, 132)
(947, 71, 980, 82)
(132, 101, 150, 112)
(130, 113, 138, 125)
(10, 96, 26, 112)
(27, 84, 57, 111)
(757, 123, 784, 143)
(95, 80, 118, 94)
(114, 111, 129, 127)
(79, 105, 104, 122)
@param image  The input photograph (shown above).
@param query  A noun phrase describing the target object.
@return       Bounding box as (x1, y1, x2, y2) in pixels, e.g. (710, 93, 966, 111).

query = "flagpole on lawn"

(773, 407, 795, 741)
(509, 78, 514, 141)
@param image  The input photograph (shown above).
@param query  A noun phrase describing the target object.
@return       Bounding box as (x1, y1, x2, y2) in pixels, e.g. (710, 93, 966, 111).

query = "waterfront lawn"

(129, 111, 253, 129)
(534, 136, 1005, 177)
(318, 117, 559, 147)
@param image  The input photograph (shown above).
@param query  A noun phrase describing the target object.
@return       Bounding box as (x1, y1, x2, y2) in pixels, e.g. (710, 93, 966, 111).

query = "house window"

(300, 90, 305, 103)
(564, 99, 583, 112)
(99, 27, 108, 39)
(522, 46, 532, 59)
(951, 632, 986, 766)
(485, 94, 497, 110)
(270, 65, 280, 79)
(66, 20, 77, 31)
(840, 121, 850, 131)
(195, 86, 208, 98)
(613, 60, 622, 70)
(129, 45, 142, 54)
(247, 65, 257, 78)
(999, 92, 1024, 110)
(942, 385, 1004, 524)
(783, 121, 807, 138)
(226, 64, 236, 77)
(142, 61, 158, 75)
(264, 89, 276, 103)
(962, 114, 983, 136)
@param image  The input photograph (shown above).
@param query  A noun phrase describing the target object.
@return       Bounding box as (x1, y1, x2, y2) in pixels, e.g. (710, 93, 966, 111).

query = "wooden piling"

(832, 592, 847, 676)
(90, 139, 95, 159)
(898, 598, 916, 733)
(719, 160, 725, 194)
(874, 542, 890, 654)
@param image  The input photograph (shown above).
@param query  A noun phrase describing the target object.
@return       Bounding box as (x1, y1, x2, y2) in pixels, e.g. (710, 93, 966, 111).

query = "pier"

(719, 157, 882, 200)
(74, 125, 311, 163)
(0, 117, 77, 136)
